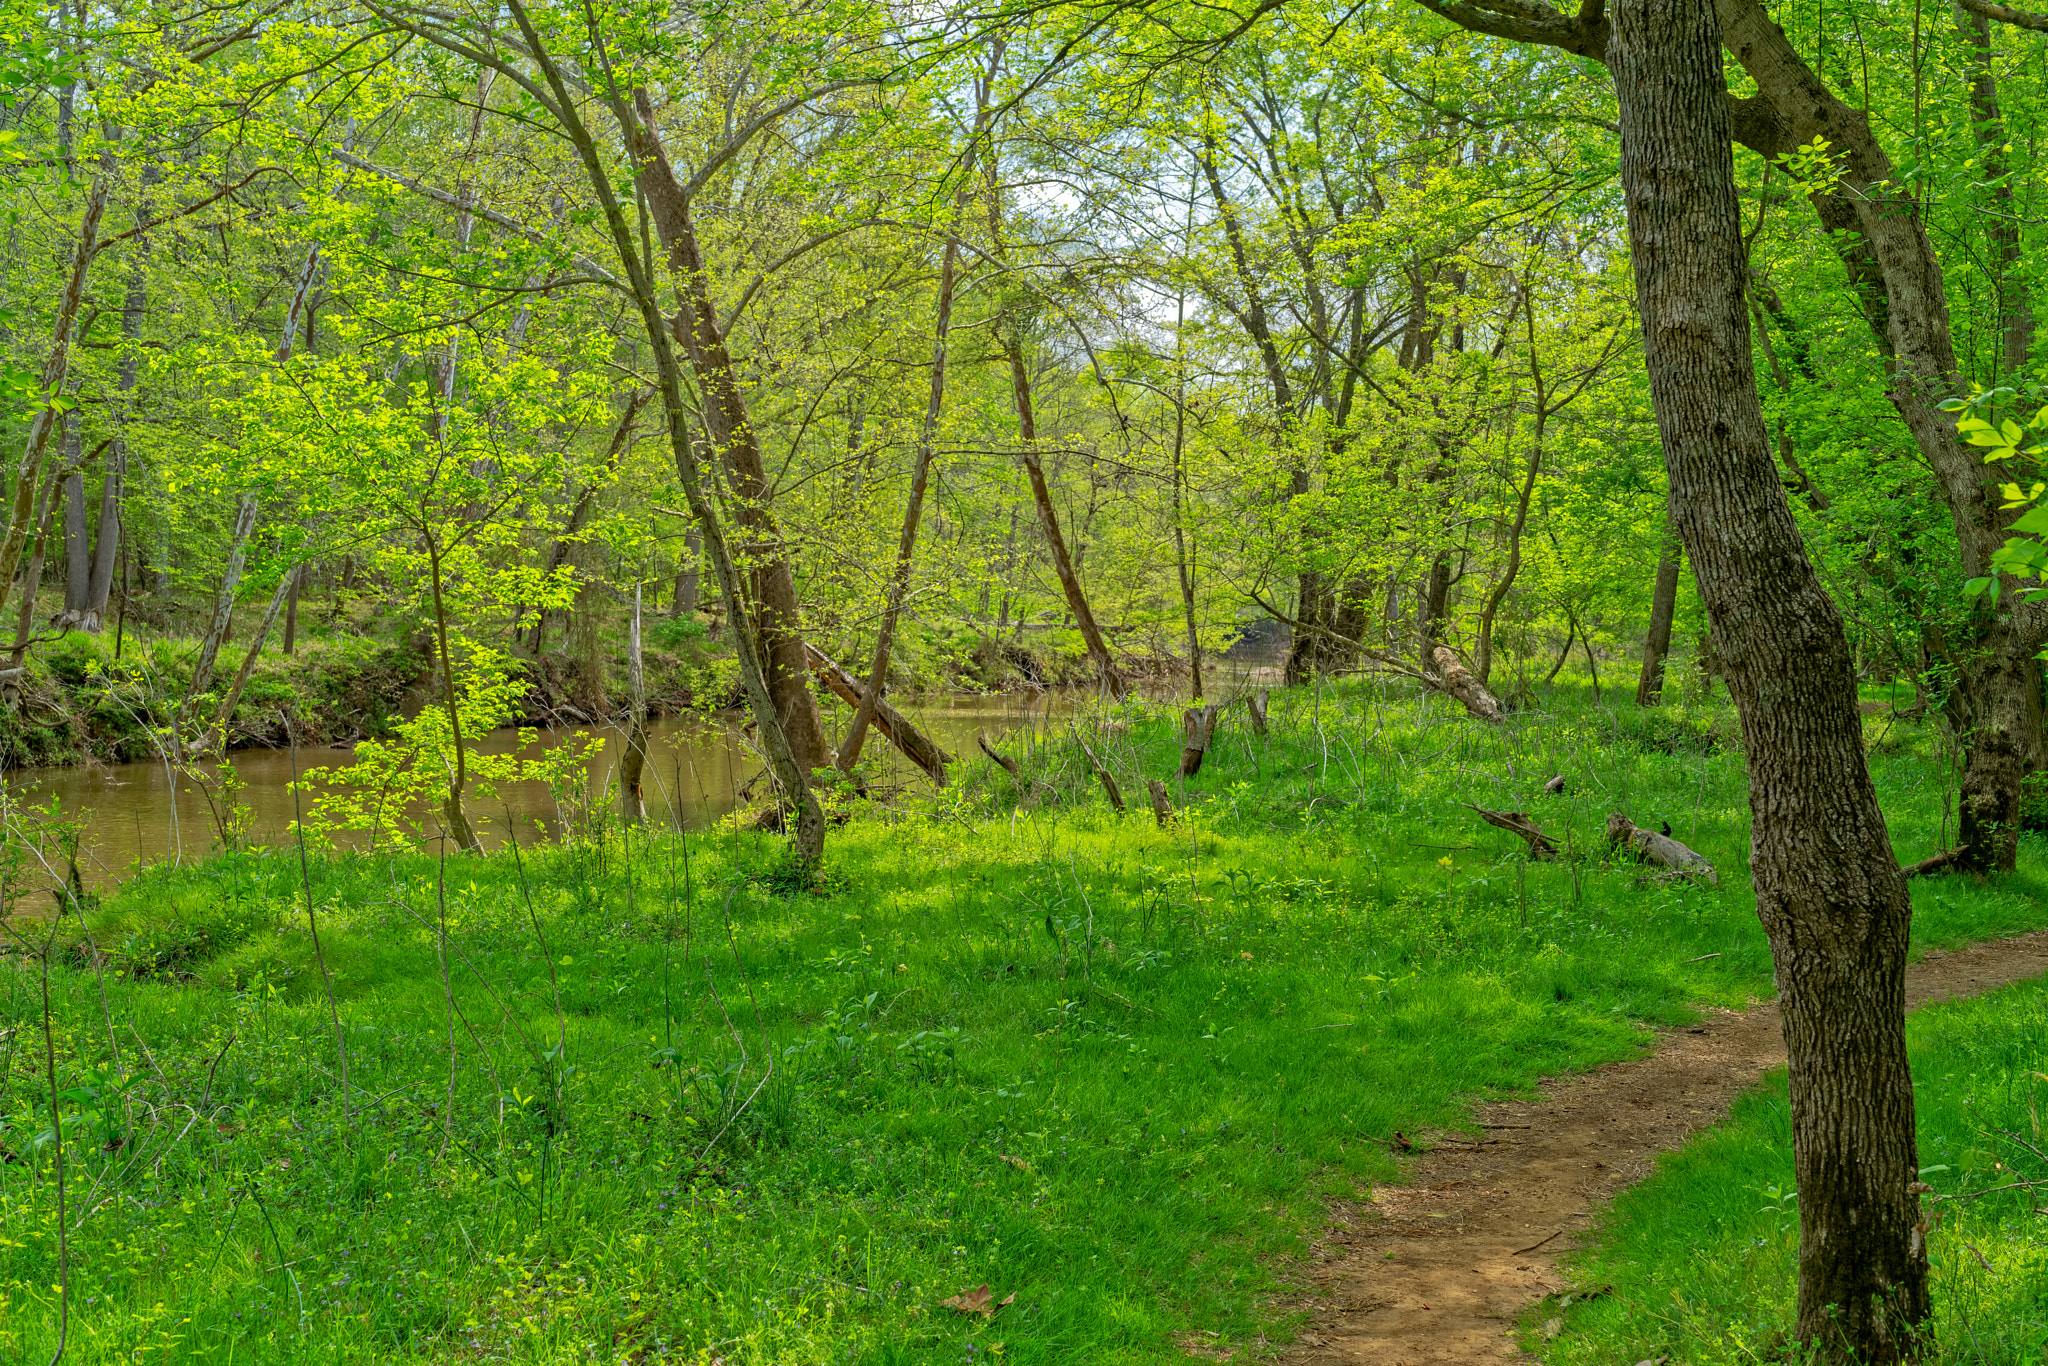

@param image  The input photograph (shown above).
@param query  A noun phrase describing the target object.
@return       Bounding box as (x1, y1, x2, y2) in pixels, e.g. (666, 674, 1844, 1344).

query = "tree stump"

(1247, 688, 1270, 737)
(1146, 779, 1174, 827)
(1179, 705, 1221, 777)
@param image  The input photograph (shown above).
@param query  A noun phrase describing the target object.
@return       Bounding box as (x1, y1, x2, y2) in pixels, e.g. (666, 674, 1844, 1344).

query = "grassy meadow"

(1, 679, 2043, 1364)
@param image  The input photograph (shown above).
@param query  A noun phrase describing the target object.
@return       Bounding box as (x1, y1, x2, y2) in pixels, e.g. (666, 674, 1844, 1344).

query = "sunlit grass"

(1, 678, 2038, 1363)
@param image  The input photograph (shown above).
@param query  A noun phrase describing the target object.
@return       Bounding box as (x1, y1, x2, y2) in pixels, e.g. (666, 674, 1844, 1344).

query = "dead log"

(976, 731, 1020, 779)
(1146, 779, 1174, 827)
(1606, 813, 1718, 886)
(1429, 646, 1504, 722)
(1247, 688, 1270, 738)
(804, 644, 951, 785)
(1073, 731, 1126, 813)
(1542, 774, 1567, 796)
(1901, 846, 1968, 878)
(1460, 804, 1559, 860)
(1179, 704, 1222, 777)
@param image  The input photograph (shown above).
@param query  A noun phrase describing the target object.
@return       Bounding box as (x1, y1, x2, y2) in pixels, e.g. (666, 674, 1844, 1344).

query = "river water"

(2, 690, 1097, 887)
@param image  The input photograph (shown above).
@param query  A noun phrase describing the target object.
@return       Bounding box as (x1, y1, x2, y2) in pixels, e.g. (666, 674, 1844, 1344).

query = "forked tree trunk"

(627, 100, 830, 781)
(1635, 529, 1683, 706)
(1610, 0, 1927, 1357)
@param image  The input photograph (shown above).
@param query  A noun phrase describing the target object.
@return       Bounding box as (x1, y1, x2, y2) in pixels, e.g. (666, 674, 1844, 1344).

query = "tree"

(1607, 0, 1927, 1354)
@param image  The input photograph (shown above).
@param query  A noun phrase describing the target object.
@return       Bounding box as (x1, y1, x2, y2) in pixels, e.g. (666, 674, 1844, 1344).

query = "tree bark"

(1635, 529, 1683, 706)
(625, 95, 830, 782)
(1609, 0, 1927, 1356)
(673, 526, 701, 618)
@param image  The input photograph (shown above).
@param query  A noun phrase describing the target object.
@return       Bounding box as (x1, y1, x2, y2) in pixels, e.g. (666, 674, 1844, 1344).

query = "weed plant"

(0, 678, 2040, 1363)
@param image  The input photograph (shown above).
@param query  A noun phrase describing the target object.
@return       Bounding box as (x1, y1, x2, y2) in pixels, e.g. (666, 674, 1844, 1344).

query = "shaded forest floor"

(1, 680, 2041, 1364)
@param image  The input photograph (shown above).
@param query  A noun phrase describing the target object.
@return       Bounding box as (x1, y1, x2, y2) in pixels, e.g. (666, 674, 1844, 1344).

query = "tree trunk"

(620, 584, 648, 822)
(282, 563, 301, 655)
(0, 179, 106, 629)
(672, 526, 701, 618)
(1635, 530, 1683, 705)
(1610, 0, 1927, 1357)
(625, 97, 829, 783)
(1474, 431, 1544, 686)
(61, 454, 88, 619)
(1005, 340, 1124, 698)
(78, 263, 143, 633)
(1417, 557, 1453, 664)
(806, 644, 949, 785)
(592, 77, 823, 863)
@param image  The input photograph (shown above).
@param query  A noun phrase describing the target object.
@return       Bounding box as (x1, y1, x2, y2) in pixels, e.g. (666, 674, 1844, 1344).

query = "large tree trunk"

(598, 80, 824, 862)
(61, 456, 88, 619)
(625, 99, 829, 781)
(1635, 529, 1683, 705)
(1611, 1, 1927, 1360)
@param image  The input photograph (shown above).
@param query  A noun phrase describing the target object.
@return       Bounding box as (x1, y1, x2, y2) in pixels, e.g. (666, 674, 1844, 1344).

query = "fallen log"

(1430, 646, 1503, 722)
(805, 644, 951, 785)
(976, 732, 1021, 779)
(1606, 813, 1718, 886)
(1460, 804, 1559, 860)
(1073, 730, 1126, 813)
(1179, 704, 1221, 777)
(1542, 774, 1567, 796)
(1901, 846, 1968, 878)
(1247, 689, 1270, 738)
(1146, 779, 1174, 827)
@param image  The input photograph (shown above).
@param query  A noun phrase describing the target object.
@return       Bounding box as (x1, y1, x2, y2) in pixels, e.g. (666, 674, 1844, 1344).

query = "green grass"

(1, 679, 2041, 1364)
(1535, 973, 2048, 1366)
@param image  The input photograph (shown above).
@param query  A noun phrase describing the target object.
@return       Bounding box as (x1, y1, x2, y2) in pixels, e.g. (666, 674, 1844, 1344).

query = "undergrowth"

(0, 678, 2039, 1364)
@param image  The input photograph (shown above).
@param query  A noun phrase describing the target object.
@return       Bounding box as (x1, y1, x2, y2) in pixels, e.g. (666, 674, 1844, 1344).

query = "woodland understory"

(5, 0, 2048, 1359)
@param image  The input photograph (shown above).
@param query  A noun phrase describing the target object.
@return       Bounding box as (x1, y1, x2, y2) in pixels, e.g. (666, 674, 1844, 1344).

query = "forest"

(2, 0, 2047, 1359)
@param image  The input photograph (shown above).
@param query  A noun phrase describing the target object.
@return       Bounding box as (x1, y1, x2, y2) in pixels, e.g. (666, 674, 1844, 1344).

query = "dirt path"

(1281, 929, 2048, 1365)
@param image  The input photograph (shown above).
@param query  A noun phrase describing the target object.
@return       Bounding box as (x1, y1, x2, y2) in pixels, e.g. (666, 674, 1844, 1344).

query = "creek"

(3, 690, 1095, 887)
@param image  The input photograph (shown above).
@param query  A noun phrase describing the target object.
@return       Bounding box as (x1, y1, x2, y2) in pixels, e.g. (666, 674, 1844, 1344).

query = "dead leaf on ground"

(999, 1154, 1035, 1174)
(941, 1284, 1016, 1317)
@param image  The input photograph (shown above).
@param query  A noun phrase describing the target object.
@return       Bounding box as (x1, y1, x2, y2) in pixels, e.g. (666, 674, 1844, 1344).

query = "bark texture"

(1610, 0, 1927, 1355)
(1635, 532, 1682, 706)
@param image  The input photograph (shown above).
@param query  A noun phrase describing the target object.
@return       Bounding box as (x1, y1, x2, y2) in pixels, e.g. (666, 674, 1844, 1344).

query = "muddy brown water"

(1, 689, 1103, 888)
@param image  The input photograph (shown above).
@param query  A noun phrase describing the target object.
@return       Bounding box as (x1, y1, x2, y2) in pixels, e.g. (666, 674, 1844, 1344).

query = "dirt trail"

(1282, 929, 2048, 1365)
